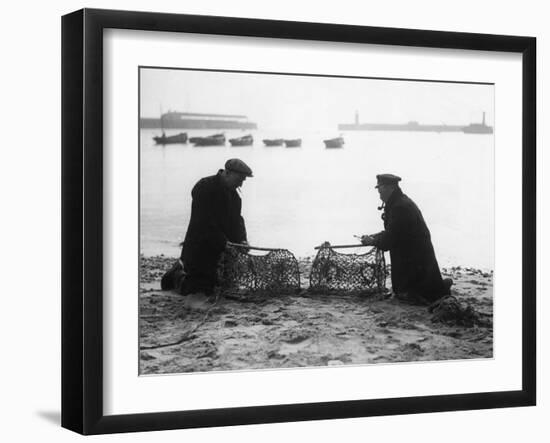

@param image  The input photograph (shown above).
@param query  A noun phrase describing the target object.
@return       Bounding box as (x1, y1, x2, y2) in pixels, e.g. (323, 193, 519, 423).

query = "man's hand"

(360, 235, 374, 246)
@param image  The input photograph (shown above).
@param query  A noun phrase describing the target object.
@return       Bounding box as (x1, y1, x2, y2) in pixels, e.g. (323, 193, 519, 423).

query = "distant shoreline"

(338, 122, 493, 134)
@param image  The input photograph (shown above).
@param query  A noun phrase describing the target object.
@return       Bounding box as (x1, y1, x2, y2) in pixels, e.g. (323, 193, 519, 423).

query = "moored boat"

(191, 133, 226, 146)
(263, 138, 284, 147)
(323, 137, 344, 148)
(153, 132, 188, 145)
(229, 134, 253, 146)
(284, 138, 302, 148)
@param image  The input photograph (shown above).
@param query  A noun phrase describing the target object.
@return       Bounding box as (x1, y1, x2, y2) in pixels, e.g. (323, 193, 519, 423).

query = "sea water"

(140, 128, 494, 270)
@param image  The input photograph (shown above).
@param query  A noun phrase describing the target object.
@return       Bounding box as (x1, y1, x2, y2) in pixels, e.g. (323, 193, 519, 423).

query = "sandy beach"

(139, 255, 493, 375)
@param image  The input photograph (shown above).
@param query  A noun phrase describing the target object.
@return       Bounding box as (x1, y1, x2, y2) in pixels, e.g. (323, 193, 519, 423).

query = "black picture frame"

(61, 8, 536, 435)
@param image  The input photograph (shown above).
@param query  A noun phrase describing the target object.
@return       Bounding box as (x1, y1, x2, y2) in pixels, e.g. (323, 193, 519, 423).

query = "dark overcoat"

(372, 188, 448, 301)
(179, 171, 247, 294)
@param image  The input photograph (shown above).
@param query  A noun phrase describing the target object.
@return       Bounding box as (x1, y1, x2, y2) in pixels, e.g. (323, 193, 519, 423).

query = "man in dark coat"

(361, 174, 452, 303)
(161, 158, 253, 295)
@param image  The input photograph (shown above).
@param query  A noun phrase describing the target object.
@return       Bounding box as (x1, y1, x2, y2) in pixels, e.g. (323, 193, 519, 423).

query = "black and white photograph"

(138, 67, 494, 375)
(1, 0, 540, 440)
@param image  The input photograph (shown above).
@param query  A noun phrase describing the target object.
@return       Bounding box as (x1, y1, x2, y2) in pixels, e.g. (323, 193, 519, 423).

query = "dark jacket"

(372, 187, 448, 301)
(179, 171, 247, 293)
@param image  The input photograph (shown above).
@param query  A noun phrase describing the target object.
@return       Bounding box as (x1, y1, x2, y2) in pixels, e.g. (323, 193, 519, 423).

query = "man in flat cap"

(361, 174, 452, 304)
(162, 158, 253, 297)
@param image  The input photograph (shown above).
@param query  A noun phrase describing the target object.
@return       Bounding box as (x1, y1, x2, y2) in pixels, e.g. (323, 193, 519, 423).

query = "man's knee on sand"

(160, 259, 185, 290)
(160, 258, 218, 297)
(393, 277, 453, 305)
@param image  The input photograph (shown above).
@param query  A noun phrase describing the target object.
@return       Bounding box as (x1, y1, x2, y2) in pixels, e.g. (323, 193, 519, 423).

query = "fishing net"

(429, 295, 493, 327)
(309, 245, 387, 293)
(217, 245, 301, 294)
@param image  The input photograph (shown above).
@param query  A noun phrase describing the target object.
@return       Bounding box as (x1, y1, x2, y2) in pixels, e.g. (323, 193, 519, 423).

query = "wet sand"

(139, 256, 493, 375)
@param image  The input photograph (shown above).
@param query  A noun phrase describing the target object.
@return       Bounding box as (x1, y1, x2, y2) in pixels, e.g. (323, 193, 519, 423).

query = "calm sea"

(140, 128, 494, 270)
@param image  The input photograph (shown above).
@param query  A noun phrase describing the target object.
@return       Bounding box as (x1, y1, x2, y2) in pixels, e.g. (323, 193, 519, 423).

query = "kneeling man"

(162, 158, 253, 296)
(361, 174, 452, 303)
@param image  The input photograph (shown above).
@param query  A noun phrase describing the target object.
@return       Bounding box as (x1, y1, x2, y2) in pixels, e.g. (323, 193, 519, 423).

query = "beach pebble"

(405, 343, 423, 352)
(267, 350, 285, 360)
(280, 329, 311, 344)
(183, 293, 210, 311)
(327, 360, 344, 366)
(197, 349, 217, 359)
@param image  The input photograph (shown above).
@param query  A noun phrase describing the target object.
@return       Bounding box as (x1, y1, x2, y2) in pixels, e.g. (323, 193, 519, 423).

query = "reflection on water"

(140, 129, 494, 269)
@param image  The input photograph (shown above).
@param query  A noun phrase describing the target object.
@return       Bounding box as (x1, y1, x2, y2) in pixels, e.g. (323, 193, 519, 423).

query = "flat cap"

(225, 158, 253, 177)
(375, 173, 401, 188)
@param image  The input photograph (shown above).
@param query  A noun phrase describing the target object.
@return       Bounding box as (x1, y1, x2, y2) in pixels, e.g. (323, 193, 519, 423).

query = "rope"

(140, 292, 221, 350)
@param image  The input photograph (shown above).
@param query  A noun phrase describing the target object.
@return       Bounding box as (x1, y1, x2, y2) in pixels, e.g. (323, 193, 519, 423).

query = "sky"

(140, 68, 494, 133)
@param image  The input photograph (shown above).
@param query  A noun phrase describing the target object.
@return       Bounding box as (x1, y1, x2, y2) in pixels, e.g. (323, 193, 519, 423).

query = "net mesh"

(218, 245, 301, 293)
(429, 295, 493, 327)
(309, 246, 387, 293)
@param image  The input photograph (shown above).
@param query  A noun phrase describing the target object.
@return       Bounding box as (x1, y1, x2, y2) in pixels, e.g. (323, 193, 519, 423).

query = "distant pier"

(141, 111, 257, 130)
(338, 112, 493, 134)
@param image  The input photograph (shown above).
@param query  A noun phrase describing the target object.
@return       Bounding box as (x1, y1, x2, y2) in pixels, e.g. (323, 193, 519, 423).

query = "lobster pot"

(309, 247, 387, 293)
(218, 246, 301, 293)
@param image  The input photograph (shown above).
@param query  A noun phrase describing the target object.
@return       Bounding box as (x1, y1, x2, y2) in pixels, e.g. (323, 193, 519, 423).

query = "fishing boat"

(152, 108, 188, 145)
(323, 137, 344, 148)
(153, 132, 188, 145)
(229, 134, 253, 146)
(263, 138, 284, 147)
(191, 133, 226, 146)
(284, 138, 302, 148)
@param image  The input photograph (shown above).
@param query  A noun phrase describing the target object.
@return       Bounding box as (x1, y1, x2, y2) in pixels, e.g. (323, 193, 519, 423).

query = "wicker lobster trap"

(218, 242, 301, 294)
(309, 243, 387, 293)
